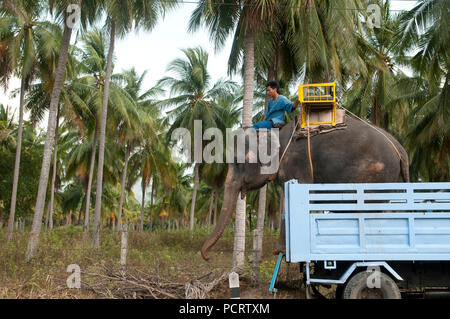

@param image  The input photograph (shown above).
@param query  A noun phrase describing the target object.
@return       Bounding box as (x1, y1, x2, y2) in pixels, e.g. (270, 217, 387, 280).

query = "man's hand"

(293, 99, 300, 110)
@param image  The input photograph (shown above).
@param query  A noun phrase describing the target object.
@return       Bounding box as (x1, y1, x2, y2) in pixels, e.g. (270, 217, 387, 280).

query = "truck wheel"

(343, 271, 401, 299)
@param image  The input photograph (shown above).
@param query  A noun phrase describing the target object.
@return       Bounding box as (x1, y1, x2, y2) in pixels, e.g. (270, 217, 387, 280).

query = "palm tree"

(343, 1, 410, 132)
(92, 0, 179, 247)
(59, 28, 140, 235)
(26, 0, 100, 259)
(159, 46, 238, 231)
(153, 163, 191, 230)
(116, 69, 175, 232)
(0, 0, 48, 240)
(394, 0, 449, 181)
(112, 79, 155, 236)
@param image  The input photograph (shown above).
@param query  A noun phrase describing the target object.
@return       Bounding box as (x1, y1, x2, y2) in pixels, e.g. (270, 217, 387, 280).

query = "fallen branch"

(80, 264, 229, 299)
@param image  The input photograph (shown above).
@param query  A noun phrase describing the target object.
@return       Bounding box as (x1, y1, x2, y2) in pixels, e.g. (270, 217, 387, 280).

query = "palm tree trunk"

(206, 190, 214, 231)
(66, 210, 72, 226)
(253, 80, 271, 263)
(26, 22, 73, 260)
(149, 178, 155, 232)
(232, 193, 246, 271)
(254, 184, 267, 263)
(83, 127, 98, 235)
(116, 142, 131, 235)
(77, 194, 85, 226)
(189, 163, 200, 231)
(44, 202, 50, 232)
(241, 28, 255, 129)
(140, 177, 146, 232)
(48, 106, 61, 232)
(213, 188, 218, 226)
(6, 77, 26, 241)
(371, 91, 377, 125)
(92, 21, 115, 247)
(233, 27, 256, 271)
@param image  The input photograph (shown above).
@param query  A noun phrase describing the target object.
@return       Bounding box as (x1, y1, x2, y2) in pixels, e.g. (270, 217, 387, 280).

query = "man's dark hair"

(266, 80, 280, 93)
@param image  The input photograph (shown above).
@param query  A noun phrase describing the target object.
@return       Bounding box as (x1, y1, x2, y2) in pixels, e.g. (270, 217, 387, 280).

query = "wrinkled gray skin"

(201, 117, 410, 261)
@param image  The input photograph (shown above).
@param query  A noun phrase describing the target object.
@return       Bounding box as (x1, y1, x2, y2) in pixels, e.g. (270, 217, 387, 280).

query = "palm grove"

(0, 0, 448, 265)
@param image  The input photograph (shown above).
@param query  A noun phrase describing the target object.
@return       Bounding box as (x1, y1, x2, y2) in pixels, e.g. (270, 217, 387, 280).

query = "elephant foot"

(273, 225, 286, 255)
(272, 242, 286, 256)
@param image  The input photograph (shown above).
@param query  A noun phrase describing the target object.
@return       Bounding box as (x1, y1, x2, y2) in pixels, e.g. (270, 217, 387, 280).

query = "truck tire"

(343, 271, 401, 299)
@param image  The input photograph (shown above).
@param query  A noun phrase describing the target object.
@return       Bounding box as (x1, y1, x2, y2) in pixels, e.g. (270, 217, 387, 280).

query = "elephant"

(200, 116, 410, 261)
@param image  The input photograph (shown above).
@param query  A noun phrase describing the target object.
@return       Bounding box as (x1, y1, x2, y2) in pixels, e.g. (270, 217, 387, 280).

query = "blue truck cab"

(270, 181, 450, 299)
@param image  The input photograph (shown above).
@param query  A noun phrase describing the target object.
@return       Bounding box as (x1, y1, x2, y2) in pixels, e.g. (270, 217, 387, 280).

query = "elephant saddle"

(294, 108, 347, 139)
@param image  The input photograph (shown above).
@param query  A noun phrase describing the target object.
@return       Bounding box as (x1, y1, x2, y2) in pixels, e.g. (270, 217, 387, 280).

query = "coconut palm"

(115, 68, 174, 231)
(24, 0, 103, 259)
(91, 0, 179, 247)
(24, 0, 113, 257)
(0, 0, 51, 240)
(394, 0, 449, 181)
(62, 28, 141, 234)
(344, 1, 410, 132)
(111, 68, 162, 234)
(153, 163, 191, 230)
(158, 46, 238, 231)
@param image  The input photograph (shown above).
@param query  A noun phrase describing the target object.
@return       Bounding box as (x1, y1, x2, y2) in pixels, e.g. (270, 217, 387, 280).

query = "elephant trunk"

(201, 179, 241, 261)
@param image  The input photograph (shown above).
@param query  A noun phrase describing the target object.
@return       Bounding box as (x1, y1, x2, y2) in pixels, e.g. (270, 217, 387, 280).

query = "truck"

(269, 181, 450, 299)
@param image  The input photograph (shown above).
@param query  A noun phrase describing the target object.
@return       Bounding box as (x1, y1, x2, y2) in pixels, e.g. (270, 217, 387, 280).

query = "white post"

(229, 272, 240, 299)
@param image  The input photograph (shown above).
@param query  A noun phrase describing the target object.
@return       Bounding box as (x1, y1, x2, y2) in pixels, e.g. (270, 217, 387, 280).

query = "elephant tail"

(400, 152, 410, 182)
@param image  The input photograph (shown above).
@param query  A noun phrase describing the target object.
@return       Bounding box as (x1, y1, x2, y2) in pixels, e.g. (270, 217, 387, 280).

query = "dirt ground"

(0, 227, 317, 299)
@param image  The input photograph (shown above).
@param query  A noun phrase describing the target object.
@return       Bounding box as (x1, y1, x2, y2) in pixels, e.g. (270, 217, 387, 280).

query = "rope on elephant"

(340, 106, 403, 161)
(306, 112, 314, 180)
(277, 114, 314, 180)
(277, 115, 301, 173)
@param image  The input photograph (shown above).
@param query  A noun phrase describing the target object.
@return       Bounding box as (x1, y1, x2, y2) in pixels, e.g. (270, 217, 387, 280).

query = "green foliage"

(0, 123, 43, 221)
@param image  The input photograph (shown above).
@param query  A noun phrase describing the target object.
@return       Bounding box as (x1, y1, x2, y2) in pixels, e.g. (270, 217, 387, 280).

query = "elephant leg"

(274, 187, 286, 255)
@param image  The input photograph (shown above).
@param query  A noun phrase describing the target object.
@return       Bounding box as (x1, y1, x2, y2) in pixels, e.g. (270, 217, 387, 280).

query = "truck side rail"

(285, 182, 450, 263)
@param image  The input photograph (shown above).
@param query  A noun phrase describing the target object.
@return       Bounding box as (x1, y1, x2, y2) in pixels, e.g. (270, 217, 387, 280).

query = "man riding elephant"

(253, 81, 300, 130)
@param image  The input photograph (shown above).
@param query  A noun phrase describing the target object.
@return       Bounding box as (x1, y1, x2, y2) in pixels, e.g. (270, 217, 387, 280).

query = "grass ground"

(0, 226, 306, 299)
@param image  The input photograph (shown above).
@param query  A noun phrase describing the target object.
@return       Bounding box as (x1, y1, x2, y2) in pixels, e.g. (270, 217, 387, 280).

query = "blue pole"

(269, 253, 284, 293)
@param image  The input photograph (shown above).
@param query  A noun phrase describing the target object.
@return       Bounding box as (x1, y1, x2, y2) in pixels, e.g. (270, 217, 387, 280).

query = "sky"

(0, 1, 418, 121)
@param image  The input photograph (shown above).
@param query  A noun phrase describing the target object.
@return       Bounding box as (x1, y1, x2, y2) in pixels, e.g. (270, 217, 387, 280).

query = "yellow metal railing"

(298, 82, 336, 128)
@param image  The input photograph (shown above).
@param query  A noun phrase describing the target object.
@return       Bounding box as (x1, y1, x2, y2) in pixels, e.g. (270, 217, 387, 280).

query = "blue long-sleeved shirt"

(265, 95, 295, 125)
